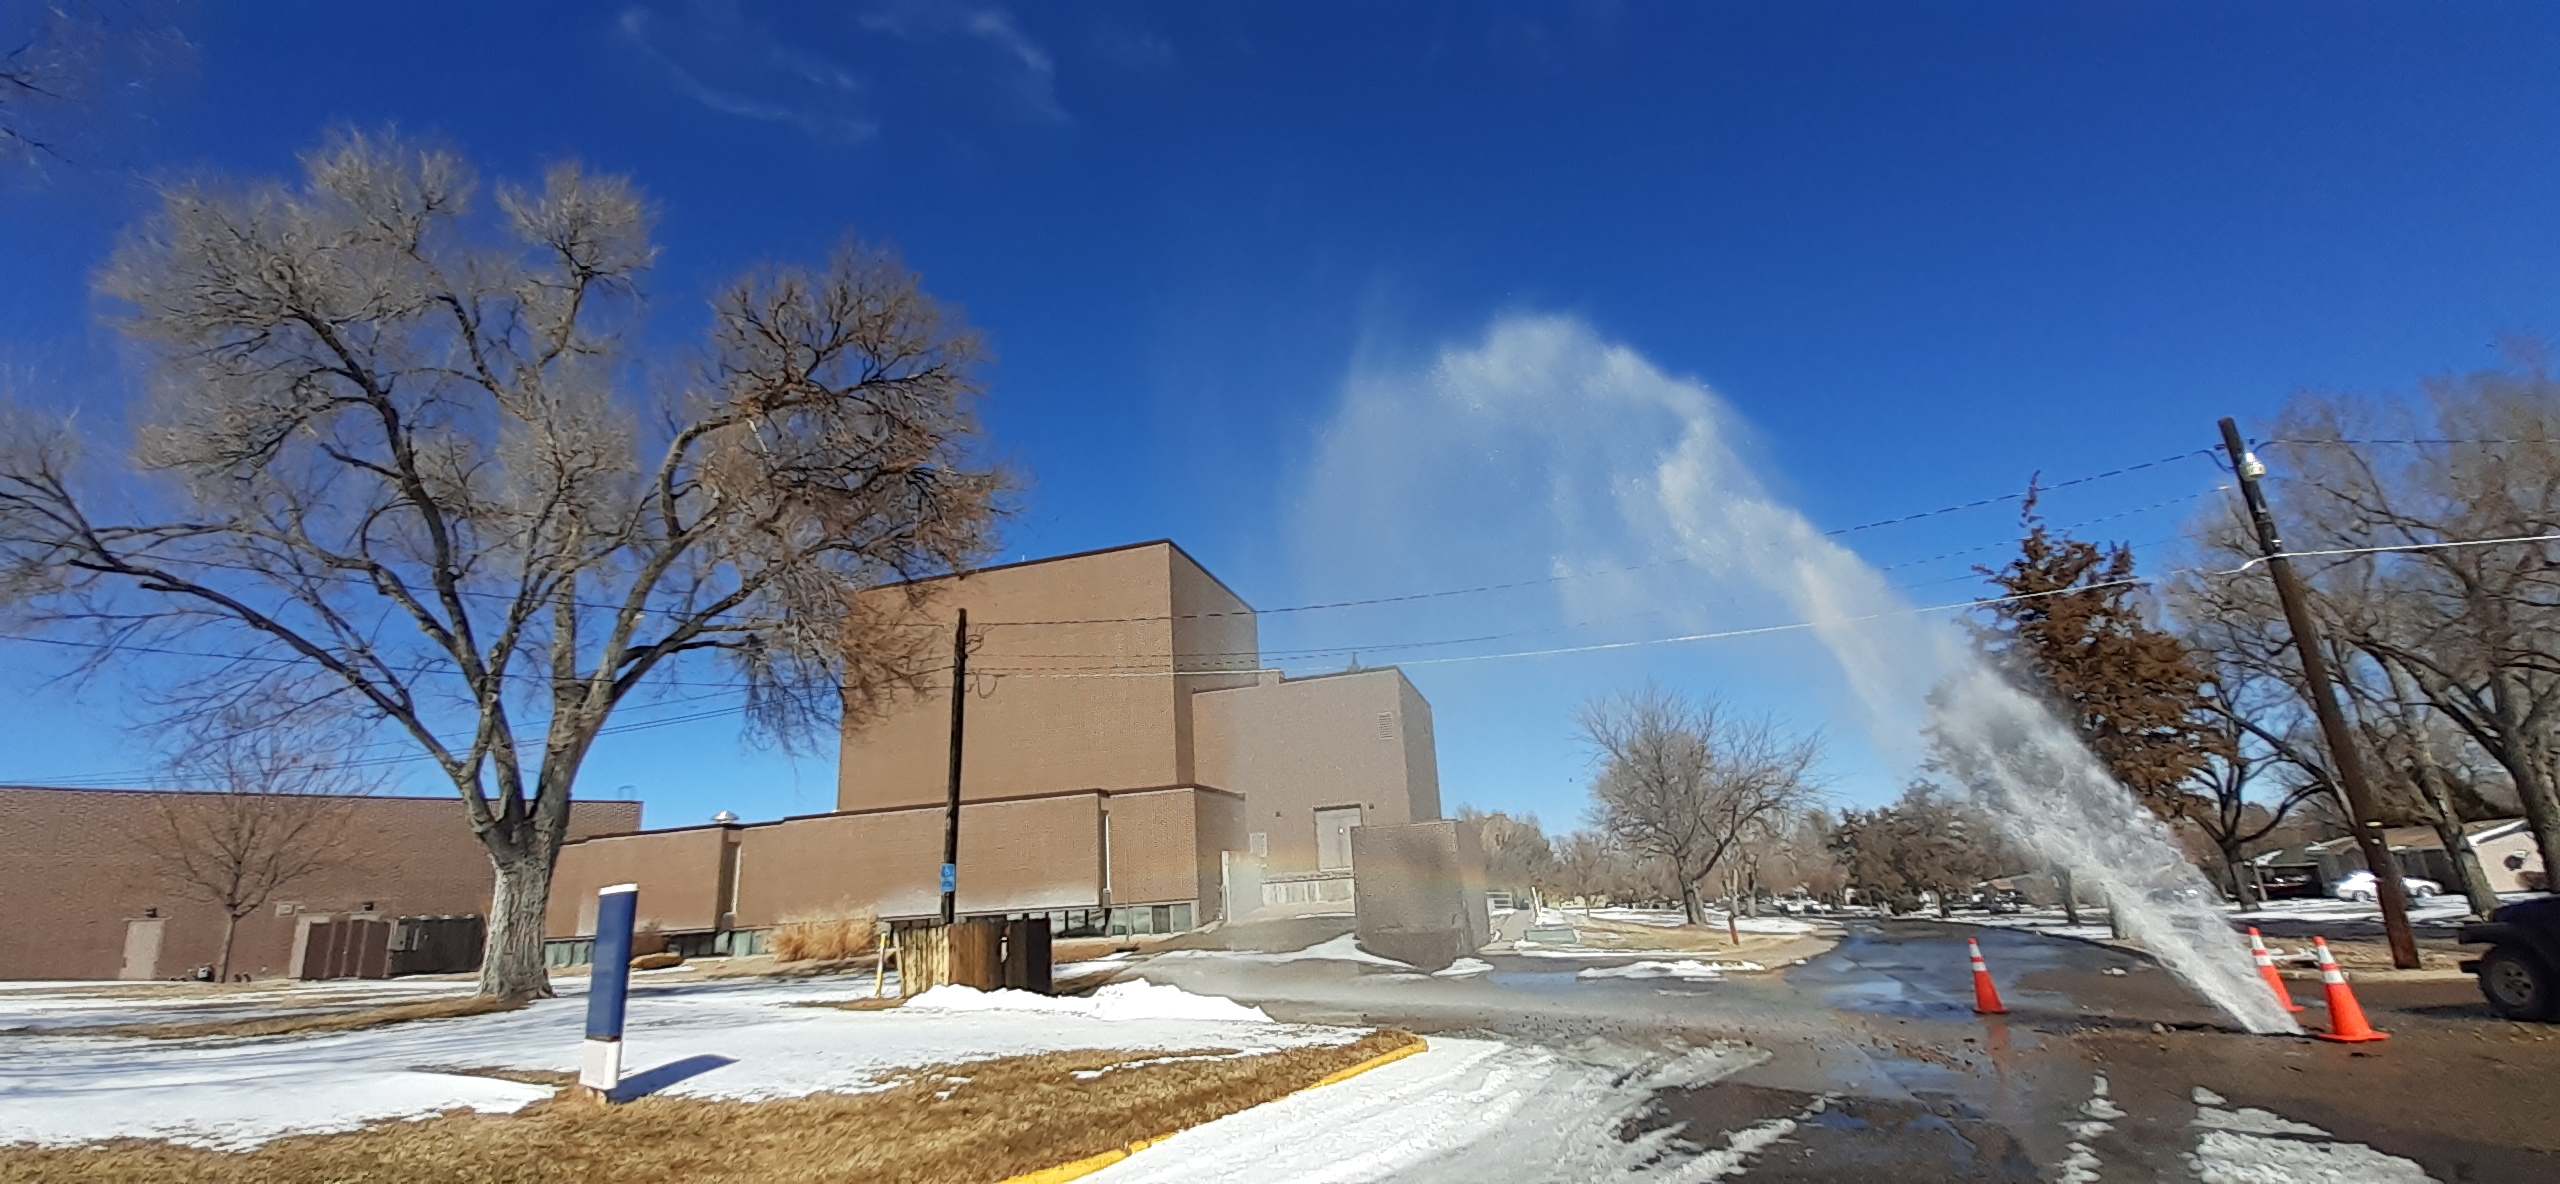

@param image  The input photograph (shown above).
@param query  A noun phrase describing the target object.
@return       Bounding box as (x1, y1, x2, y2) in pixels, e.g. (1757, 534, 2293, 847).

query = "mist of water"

(1300, 315, 2299, 1035)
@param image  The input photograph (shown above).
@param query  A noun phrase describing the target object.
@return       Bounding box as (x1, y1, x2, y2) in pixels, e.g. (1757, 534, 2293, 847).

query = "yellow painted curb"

(996, 1037, 1430, 1184)
(1309, 1037, 1429, 1088)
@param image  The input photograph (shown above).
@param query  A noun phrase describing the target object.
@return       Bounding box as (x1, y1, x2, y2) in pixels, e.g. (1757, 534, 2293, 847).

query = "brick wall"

(0, 787, 640, 981)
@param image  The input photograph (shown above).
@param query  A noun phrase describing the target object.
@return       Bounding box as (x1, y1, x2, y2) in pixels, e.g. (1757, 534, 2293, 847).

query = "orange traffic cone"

(2311, 937, 2388, 1044)
(2249, 928, 2305, 1013)
(1968, 937, 2007, 1015)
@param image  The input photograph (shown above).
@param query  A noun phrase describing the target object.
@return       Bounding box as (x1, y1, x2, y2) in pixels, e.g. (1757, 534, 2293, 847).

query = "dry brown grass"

(0, 1030, 1422, 1184)
(770, 909, 879, 963)
(796, 996, 905, 1012)
(66, 995, 523, 1041)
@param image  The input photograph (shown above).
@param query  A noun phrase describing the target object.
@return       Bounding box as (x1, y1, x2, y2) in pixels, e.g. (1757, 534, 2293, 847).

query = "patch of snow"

(1661, 1116, 1799, 1182)
(1153, 933, 1413, 970)
(2187, 1130, 2432, 1183)
(905, 980, 1273, 1024)
(0, 974, 1357, 1149)
(1432, 958, 1493, 978)
(2193, 1106, 2328, 1137)
(1575, 960, 1762, 981)
(1508, 947, 1753, 962)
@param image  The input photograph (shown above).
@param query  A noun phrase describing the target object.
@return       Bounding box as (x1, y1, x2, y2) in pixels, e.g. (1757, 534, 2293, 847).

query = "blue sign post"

(580, 883, 639, 1098)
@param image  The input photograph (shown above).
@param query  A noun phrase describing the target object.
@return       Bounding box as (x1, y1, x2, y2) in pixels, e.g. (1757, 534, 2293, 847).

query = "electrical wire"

(15, 528, 2559, 786)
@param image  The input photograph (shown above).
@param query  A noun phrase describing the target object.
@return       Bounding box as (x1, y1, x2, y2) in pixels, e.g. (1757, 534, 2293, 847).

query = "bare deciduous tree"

(0, 132, 1002, 999)
(1456, 807, 1555, 901)
(1828, 785, 2012, 916)
(2179, 373, 2560, 906)
(1578, 685, 1821, 924)
(134, 716, 375, 981)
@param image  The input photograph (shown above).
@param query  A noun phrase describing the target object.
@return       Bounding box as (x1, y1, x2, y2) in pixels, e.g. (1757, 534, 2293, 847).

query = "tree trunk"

(1679, 881, 1705, 925)
(216, 911, 241, 983)
(480, 851, 557, 1001)
(2055, 866, 2081, 926)
(2490, 674, 2560, 896)
(2219, 842, 2260, 910)
(2392, 662, 2500, 917)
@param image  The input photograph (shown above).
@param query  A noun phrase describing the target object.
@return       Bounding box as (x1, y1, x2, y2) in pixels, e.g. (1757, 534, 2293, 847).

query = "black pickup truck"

(2459, 896, 2560, 1021)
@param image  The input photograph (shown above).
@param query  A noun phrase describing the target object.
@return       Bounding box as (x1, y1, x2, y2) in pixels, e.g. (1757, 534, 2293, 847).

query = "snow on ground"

(1574, 960, 1764, 981)
(2183, 1088, 2431, 1183)
(0, 975, 1362, 1150)
(2232, 894, 2482, 926)
(1538, 906, 1817, 935)
(1959, 914, 2123, 944)
(1431, 958, 1493, 978)
(0, 977, 483, 1032)
(1508, 945, 1763, 962)
(1154, 933, 1414, 970)
(905, 980, 1273, 1023)
(1084, 1038, 1770, 1183)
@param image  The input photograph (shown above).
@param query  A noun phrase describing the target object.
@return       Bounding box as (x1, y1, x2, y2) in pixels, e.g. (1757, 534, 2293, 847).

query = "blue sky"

(5, 2, 2559, 830)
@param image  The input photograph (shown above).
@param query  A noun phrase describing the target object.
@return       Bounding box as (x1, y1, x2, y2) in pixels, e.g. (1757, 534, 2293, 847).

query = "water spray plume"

(1304, 315, 2300, 1034)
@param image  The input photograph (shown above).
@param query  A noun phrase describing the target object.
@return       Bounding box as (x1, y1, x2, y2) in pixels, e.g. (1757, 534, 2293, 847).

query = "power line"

(967, 448, 2221, 628)
(17, 530, 2560, 786)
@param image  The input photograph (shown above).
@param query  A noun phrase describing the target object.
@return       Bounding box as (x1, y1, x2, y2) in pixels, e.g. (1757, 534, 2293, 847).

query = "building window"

(1249, 832, 1268, 857)
(1377, 712, 1395, 741)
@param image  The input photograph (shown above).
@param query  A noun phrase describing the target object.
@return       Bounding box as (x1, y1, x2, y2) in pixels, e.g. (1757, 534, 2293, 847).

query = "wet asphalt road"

(1130, 918, 2560, 1182)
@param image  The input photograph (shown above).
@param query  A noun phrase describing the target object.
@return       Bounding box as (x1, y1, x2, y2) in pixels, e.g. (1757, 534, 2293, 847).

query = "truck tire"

(2478, 945, 2556, 1021)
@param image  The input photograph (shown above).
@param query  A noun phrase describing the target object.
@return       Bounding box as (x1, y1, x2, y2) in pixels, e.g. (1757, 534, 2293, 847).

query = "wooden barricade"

(897, 917, 1051, 997)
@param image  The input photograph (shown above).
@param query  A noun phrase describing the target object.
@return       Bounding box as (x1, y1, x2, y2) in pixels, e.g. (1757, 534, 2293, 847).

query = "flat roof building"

(0, 787, 641, 981)
(549, 540, 1445, 946)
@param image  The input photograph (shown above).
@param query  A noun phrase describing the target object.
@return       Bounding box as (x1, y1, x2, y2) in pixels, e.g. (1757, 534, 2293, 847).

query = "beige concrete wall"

(734, 793, 1107, 925)
(840, 543, 1218, 812)
(1192, 667, 1442, 880)
(547, 825, 732, 938)
(1168, 548, 1260, 786)
(1108, 789, 1203, 907)
(1192, 788, 1249, 920)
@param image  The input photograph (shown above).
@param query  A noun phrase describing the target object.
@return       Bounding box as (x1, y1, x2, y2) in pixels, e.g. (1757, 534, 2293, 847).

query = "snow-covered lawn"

(1543, 906, 1818, 935)
(1153, 933, 1416, 970)
(1574, 959, 1764, 981)
(0, 974, 1367, 1150)
(1962, 890, 2527, 945)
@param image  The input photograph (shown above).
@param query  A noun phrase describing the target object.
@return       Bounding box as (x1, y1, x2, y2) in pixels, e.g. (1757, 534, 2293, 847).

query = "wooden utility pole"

(941, 609, 968, 926)
(2218, 418, 2421, 969)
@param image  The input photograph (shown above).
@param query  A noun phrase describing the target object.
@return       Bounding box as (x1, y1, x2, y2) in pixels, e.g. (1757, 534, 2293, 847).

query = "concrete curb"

(996, 1037, 1430, 1184)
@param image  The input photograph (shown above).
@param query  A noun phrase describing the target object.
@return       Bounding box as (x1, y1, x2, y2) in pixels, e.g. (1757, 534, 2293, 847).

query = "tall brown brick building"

(547, 540, 1443, 949)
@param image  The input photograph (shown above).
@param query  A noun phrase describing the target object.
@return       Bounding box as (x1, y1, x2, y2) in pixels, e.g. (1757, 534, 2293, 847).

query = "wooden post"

(942, 610, 968, 926)
(2218, 418, 2422, 969)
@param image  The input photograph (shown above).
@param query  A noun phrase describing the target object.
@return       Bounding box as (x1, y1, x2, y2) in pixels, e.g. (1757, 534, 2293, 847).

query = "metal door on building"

(119, 917, 164, 981)
(296, 916, 393, 980)
(1315, 806, 1362, 871)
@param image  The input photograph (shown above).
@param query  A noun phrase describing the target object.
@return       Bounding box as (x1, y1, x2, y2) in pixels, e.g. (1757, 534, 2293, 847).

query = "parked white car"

(2332, 870, 2440, 902)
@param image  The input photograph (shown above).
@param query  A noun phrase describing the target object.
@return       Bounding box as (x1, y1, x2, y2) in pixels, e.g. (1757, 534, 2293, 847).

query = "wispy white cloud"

(617, 7, 877, 143)
(1089, 24, 1176, 71)
(615, 2, 1071, 143)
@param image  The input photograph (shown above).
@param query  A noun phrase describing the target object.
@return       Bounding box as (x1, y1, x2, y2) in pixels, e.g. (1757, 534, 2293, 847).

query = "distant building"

(2299, 820, 2549, 895)
(0, 787, 642, 981)
(547, 540, 1445, 952)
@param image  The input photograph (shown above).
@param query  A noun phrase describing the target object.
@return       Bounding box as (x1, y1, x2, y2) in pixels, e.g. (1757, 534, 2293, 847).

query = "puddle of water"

(1790, 927, 2089, 1021)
